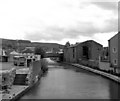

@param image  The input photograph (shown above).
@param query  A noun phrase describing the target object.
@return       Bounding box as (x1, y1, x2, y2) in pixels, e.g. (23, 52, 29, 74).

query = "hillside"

(0, 38, 64, 52)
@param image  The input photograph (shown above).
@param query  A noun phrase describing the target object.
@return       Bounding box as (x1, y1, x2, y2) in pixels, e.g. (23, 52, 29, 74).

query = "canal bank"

(2, 71, 43, 101)
(1, 59, 48, 101)
(63, 62, 120, 83)
(19, 59, 120, 99)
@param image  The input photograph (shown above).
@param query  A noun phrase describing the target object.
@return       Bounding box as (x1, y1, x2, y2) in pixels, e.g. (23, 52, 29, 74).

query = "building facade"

(108, 32, 120, 73)
(63, 40, 103, 68)
(0, 48, 8, 62)
(63, 42, 78, 63)
(100, 47, 109, 62)
(77, 40, 103, 68)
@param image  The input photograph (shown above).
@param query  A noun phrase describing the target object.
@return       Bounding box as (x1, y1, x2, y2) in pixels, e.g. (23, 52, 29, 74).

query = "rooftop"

(22, 48, 34, 53)
(69, 40, 103, 48)
(80, 40, 103, 47)
(108, 32, 119, 41)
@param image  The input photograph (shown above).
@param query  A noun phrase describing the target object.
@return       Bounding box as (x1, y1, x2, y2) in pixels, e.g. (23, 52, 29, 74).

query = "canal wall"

(2, 59, 47, 101)
(64, 62, 120, 83)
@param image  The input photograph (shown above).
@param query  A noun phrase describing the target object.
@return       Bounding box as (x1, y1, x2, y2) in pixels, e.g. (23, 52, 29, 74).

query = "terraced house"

(108, 32, 120, 73)
(64, 40, 103, 68)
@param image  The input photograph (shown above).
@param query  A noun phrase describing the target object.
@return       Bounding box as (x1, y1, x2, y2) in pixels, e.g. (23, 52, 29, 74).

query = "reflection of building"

(108, 79, 120, 99)
(63, 40, 103, 68)
(108, 32, 120, 73)
(0, 48, 8, 62)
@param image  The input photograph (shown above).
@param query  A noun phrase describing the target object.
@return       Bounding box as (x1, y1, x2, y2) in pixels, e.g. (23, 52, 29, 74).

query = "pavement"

(1, 62, 30, 101)
(1, 60, 42, 101)
(2, 85, 29, 101)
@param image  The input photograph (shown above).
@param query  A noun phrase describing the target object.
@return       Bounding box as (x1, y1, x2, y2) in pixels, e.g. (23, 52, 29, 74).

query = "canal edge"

(2, 70, 43, 101)
(62, 62, 120, 84)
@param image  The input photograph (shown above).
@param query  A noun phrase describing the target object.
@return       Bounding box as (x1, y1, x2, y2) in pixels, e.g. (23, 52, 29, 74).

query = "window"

(114, 59, 117, 65)
(73, 48, 75, 58)
(83, 46, 89, 59)
(113, 48, 117, 53)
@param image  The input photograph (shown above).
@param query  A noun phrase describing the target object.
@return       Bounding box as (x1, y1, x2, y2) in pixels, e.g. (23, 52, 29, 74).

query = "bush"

(34, 47, 46, 58)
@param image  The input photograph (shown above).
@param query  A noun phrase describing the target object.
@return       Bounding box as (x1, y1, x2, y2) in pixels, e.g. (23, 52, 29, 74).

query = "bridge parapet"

(46, 53, 63, 58)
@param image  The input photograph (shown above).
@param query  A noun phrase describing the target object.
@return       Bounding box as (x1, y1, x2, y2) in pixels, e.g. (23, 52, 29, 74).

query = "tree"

(34, 47, 46, 58)
(65, 41, 70, 47)
(34, 46, 48, 73)
(7, 44, 12, 49)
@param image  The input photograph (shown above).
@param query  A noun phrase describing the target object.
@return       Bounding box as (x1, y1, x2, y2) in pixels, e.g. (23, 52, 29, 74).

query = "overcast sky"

(0, 0, 119, 46)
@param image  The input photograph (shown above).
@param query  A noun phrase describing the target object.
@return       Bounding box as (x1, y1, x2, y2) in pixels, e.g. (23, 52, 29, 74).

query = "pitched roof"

(10, 51, 19, 55)
(80, 40, 103, 47)
(22, 48, 34, 53)
(108, 32, 119, 41)
(67, 40, 102, 48)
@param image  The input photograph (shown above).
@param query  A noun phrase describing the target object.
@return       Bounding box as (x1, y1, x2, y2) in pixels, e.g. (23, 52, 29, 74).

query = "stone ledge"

(63, 62, 120, 83)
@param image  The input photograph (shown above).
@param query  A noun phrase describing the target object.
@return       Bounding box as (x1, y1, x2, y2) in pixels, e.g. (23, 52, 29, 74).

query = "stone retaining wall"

(63, 62, 120, 83)
(0, 68, 16, 91)
(72, 63, 120, 83)
(79, 59, 99, 68)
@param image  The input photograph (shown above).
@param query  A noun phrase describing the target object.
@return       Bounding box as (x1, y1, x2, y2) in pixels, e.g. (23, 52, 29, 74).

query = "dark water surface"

(19, 59, 119, 99)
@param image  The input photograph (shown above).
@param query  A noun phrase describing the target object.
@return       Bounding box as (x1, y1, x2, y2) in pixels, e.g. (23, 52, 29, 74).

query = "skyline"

(0, 0, 119, 46)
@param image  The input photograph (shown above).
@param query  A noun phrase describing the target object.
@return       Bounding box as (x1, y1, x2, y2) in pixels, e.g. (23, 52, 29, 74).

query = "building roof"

(10, 51, 20, 55)
(69, 42, 81, 48)
(69, 40, 102, 48)
(22, 48, 34, 53)
(108, 32, 119, 41)
(25, 47, 35, 51)
(64, 40, 103, 49)
(80, 40, 103, 47)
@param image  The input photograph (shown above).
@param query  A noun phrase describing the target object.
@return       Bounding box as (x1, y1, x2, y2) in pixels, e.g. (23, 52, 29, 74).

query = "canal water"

(19, 59, 119, 99)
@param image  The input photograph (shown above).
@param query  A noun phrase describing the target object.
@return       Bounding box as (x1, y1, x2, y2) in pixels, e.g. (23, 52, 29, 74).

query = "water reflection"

(109, 81, 120, 99)
(19, 62, 120, 99)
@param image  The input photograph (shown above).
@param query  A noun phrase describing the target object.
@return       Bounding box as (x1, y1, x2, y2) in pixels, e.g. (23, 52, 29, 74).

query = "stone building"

(100, 47, 109, 62)
(63, 40, 103, 68)
(108, 32, 120, 73)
